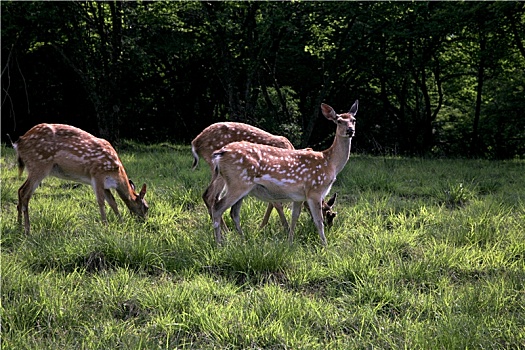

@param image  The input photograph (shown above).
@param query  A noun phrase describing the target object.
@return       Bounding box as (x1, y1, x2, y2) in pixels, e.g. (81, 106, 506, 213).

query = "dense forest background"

(1, 1, 524, 159)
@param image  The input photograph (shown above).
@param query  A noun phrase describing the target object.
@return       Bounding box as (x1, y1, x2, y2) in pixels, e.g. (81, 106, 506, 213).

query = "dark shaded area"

(2, 1, 524, 158)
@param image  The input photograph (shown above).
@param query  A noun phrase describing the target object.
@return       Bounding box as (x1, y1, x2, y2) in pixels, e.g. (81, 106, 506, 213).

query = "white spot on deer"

(259, 174, 297, 185)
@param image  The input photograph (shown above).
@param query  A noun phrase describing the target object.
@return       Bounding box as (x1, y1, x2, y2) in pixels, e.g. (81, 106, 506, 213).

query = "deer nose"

(347, 127, 355, 136)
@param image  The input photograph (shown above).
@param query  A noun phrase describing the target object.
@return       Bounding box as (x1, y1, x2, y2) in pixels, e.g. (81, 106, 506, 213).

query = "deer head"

(302, 192, 338, 227)
(208, 100, 358, 245)
(322, 192, 338, 227)
(13, 123, 148, 234)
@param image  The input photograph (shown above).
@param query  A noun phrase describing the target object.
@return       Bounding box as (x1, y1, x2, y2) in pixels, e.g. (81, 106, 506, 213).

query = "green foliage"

(256, 86, 303, 146)
(2, 2, 524, 157)
(1, 144, 524, 348)
(442, 182, 474, 208)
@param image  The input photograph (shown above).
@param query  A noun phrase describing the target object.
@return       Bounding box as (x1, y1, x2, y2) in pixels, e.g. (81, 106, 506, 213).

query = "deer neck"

(323, 133, 352, 175)
(115, 179, 136, 207)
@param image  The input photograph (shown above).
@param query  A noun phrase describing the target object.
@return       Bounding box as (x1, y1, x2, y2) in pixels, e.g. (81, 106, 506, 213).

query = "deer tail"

(191, 144, 200, 170)
(211, 150, 226, 177)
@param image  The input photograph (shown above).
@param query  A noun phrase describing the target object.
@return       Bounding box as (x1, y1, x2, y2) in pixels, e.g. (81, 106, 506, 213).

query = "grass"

(1, 142, 524, 349)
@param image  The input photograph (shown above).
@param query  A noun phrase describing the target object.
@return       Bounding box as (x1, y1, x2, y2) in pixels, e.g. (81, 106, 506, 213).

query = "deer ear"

(326, 192, 337, 207)
(139, 184, 147, 199)
(349, 100, 358, 116)
(321, 103, 337, 121)
(129, 179, 136, 191)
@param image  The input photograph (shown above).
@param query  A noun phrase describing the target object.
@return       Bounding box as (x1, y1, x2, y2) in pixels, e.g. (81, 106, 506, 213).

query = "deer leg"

(104, 189, 122, 221)
(259, 203, 274, 229)
(202, 183, 215, 219)
(273, 202, 290, 232)
(259, 202, 289, 231)
(17, 175, 43, 234)
(203, 176, 228, 229)
(230, 197, 245, 237)
(288, 201, 303, 244)
(212, 187, 251, 245)
(91, 181, 108, 224)
(307, 198, 327, 246)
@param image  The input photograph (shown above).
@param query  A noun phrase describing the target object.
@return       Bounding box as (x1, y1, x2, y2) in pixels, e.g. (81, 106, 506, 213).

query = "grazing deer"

(191, 122, 294, 230)
(209, 101, 358, 245)
(13, 123, 148, 234)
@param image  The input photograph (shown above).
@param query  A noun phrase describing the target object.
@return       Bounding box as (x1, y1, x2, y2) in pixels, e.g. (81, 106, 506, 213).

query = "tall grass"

(1, 143, 524, 349)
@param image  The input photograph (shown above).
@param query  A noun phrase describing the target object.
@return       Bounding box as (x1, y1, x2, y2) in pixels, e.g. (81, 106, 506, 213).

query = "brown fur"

(191, 122, 294, 231)
(208, 101, 357, 245)
(14, 123, 148, 234)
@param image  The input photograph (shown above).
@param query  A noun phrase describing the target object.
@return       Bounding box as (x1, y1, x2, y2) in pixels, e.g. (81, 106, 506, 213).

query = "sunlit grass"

(1, 144, 524, 348)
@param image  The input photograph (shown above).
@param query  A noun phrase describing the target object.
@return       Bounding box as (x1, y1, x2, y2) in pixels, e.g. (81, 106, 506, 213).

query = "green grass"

(1, 142, 524, 349)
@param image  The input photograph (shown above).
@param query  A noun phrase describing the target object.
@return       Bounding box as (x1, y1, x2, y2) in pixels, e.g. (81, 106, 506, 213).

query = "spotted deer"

(191, 122, 338, 232)
(13, 123, 148, 234)
(191, 122, 294, 230)
(208, 101, 357, 245)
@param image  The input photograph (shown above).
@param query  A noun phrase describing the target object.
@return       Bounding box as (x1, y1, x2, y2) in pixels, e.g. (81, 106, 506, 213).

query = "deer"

(12, 123, 149, 234)
(191, 122, 338, 232)
(208, 101, 358, 245)
(191, 122, 293, 230)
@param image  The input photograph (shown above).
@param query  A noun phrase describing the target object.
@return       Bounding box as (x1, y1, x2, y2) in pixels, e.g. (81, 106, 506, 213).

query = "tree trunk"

(471, 32, 486, 157)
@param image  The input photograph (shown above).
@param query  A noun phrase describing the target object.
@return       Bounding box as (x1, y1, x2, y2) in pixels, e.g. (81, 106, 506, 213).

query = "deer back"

(191, 122, 294, 169)
(15, 124, 124, 182)
(213, 141, 334, 202)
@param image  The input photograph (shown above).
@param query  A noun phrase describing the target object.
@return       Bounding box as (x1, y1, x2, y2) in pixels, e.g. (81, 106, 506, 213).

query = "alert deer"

(191, 122, 294, 230)
(209, 101, 358, 245)
(13, 123, 148, 234)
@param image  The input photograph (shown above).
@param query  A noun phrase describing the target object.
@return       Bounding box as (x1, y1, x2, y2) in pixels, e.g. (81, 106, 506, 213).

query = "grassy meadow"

(1, 142, 524, 349)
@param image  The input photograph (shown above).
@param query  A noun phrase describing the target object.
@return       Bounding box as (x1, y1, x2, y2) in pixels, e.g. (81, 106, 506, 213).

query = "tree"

(2, 1, 524, 158)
